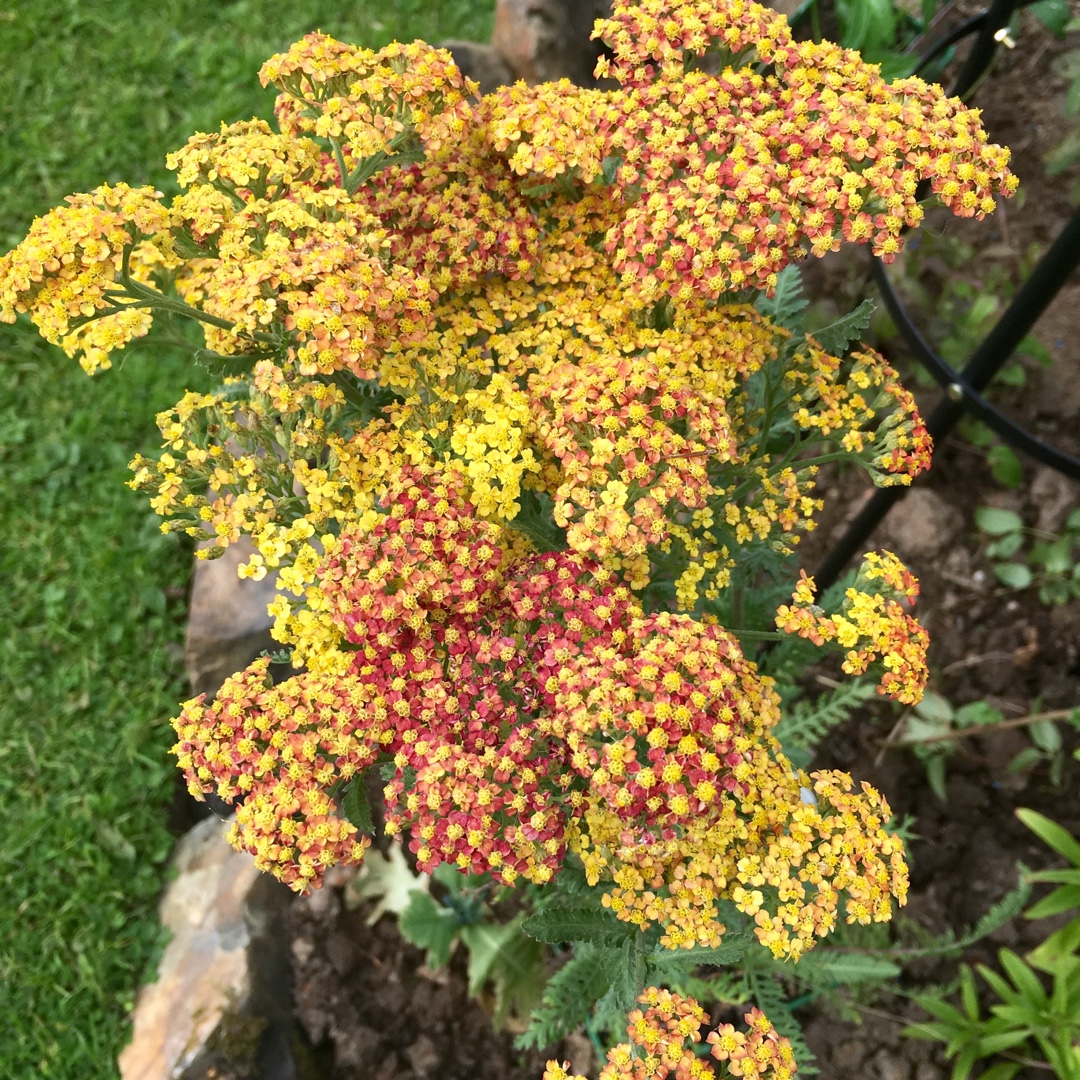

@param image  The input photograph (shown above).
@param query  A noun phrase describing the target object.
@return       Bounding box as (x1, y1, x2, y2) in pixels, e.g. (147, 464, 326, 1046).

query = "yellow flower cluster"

(786, 345, 933, 482)
(575, 758, 906, 959)
(546, 989, 796, 1080)
(0, 184, 169, 371)
(775, 553, 929, 704)
(590, 0, 1016, 297)
(448, 372, 539, 519)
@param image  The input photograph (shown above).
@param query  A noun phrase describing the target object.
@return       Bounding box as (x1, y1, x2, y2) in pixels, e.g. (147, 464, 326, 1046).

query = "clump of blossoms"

(1, 0, 1015, 1066)
(545, 988, 797, 1080)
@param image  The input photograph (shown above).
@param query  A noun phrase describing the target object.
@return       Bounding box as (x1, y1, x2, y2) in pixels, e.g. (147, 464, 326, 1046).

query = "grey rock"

(441, 40, 515, 94)
(1030, 466, 1077, 535)
(119, 817, 299, 1080)
(492, 0, 612, 86)
(120, 816, 260, 1080)
(870, 1049, 912, 1080)
(834, 1039, 866, 1070)
(405, 1033, 440, 1075)
(333, 1023, 382, 1070)
(563, 1031, 596, 1078)
(184, 536, 279, 699)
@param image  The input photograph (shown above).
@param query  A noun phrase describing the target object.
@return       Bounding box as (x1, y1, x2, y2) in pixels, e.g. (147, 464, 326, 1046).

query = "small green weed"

(976, 506, 1080, 605)
(905, 810, 1080, 1080)
(896, 690, 1080, 796)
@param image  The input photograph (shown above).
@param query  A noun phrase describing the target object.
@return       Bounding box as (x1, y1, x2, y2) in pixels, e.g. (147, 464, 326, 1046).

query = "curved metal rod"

(813, 205, 1080, 593)
(811, 0, 1080, 592)
(871, 256, 1080, 481)
(913, 13, 986, 75)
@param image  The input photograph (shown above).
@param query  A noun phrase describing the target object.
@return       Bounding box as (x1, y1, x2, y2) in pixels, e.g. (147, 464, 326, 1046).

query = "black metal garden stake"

(811, 0, 1080, 592)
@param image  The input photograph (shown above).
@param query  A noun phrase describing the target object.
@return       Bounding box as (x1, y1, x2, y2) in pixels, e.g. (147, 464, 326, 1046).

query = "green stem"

(329, 137, 350, 189)
(894, 706, 1077, 748)
(111, 267, 279, 348)
(727, 628, 783, 641)
(782, 451, 853, 471)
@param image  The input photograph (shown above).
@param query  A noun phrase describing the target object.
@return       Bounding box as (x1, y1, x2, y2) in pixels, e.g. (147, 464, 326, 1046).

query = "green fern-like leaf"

(522, 905, 638, 947)
(790, 950, 901, 987)
(647, 927, 754, 970)
(808, 299, 875, 355)
(516, 946, 612, 1051)
(756, 265, 808, 332)
(592, 938, 649, 1041)
(774, 679, 877, 767)
(896, 876, 1032, 961)
(651, 968, 749, 1007)
(746, 968, 819, 1076)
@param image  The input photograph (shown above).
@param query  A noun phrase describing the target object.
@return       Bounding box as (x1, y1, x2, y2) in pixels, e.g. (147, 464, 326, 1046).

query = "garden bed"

(247, 11, 1080, 1078)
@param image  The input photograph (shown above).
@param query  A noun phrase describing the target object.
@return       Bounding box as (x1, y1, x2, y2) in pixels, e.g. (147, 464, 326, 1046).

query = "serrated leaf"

(522, 906, 637, 947)
(517, 946, 613, 1050)
(647, 928, 753, 969)
(399, 890, 461, 969)
(809, 299, 875, 355)
(975, 507, 1024, 536)
(340, 773, 375, 834)
(794, 951, 901, 984)
(756, 265, 807, 332)
(460, 917, 547, 1029)
(511, 489, 567, 552)
(774, 679, 876, 767)
(594, 938, 647, 1035)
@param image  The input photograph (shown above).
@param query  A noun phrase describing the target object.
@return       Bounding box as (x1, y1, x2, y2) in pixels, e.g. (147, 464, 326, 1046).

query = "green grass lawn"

(0, 2, 491, 1076)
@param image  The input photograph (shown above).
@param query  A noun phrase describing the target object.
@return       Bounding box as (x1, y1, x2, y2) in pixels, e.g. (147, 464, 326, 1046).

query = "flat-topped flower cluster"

(1, 0, 1014, 971)
(545, 987, 797, 1080)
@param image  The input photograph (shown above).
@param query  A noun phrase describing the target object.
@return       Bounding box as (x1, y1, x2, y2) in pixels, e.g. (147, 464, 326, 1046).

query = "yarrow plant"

(1, 0, 1016, 1070)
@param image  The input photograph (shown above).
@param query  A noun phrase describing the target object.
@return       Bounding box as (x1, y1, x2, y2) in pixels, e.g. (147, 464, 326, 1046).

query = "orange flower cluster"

(171, 464, 907, 963)
(785, 346, 933, 483)
(587, 0, 1016, 298)
(775, 553, 929, 704)
(545, 988, 796, 1080)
